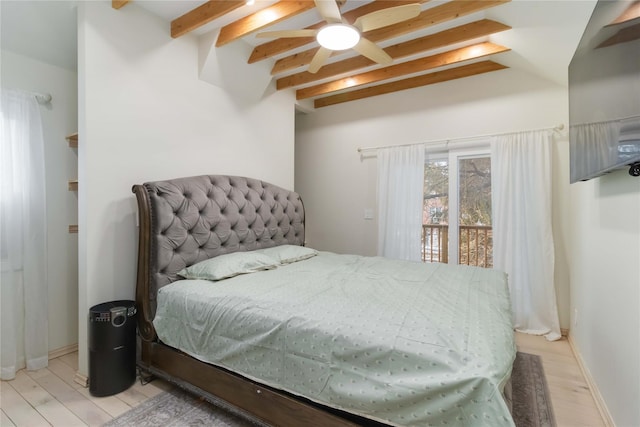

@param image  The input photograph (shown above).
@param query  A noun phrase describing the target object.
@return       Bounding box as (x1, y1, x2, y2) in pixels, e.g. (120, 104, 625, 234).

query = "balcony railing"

(422, 224, 449, 263)
(422, 224, 493, 268)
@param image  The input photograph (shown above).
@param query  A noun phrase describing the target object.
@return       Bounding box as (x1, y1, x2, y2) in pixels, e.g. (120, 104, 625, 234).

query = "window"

(422, 146, 493, 267)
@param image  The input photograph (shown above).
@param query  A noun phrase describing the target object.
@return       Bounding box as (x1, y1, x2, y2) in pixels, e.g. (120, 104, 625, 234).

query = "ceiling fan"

(256, 0, 421, 73)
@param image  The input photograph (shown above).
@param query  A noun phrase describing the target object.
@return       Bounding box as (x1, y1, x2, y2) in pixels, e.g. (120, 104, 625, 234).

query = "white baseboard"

(74, 371, 89, 388)
(48, 343, 78, 360)
(48, 343, 88, 388)
(567, 333, 615, 427)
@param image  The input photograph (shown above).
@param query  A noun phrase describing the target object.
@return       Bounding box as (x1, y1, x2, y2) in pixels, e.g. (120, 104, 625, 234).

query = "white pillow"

(177, 251, 279, 281)
(257, 245, 318, 264)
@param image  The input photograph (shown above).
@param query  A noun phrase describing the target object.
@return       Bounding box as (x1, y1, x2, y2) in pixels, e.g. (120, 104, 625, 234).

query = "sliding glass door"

(422, 148, 493, 267)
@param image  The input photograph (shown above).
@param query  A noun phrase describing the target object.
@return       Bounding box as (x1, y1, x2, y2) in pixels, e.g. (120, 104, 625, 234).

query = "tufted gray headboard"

(133, 175, 305, 341)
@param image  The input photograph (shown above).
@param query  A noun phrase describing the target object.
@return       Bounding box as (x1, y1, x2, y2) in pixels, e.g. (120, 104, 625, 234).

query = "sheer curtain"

(377, 144, 425, 261)
(1, 89, 49, 380)
(491, 130, 561, 341)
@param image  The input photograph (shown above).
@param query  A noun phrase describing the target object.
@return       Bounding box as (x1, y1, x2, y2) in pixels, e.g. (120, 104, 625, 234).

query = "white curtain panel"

(1, 89, 49, 380)
(377, 144, 425, 261)
(491, 130, 561, 341)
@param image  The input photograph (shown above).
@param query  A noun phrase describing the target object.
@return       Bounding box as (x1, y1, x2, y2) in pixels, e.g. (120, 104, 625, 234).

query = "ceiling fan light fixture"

(316, 24, 360, 50)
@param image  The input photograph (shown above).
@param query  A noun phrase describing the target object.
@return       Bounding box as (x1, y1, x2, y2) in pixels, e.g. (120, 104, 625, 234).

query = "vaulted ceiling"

(116, 0, 524, 108)
(2, 0, 592, 111)
(1, 0, 598, 111)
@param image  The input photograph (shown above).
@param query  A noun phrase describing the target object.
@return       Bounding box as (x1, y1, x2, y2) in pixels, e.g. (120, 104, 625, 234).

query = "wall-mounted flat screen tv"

(569, 0, 640, 183)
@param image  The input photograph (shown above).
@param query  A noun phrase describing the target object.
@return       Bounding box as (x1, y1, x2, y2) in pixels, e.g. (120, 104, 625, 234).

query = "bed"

(133, 174, 516, 427)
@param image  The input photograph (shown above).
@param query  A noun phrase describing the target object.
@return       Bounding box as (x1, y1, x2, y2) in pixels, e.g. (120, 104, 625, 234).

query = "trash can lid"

(90, 300, 136, 314)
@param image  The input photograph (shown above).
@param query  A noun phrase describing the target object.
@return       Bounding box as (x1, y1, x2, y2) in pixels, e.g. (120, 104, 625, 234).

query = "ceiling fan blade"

(314, 0, 342, 24)
(353, 38, 392, 65)
(308, 47, 332, 73)
(353, 4, 421, 33)
(256, 29, 318, 39)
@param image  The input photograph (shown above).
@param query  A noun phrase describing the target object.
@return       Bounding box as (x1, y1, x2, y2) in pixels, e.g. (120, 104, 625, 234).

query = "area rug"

(104, 352, 554, 427)
(511, 352, 556, 427)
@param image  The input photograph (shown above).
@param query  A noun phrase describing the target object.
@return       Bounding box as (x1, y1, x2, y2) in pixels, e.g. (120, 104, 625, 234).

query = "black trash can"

(89, 300, 137, 396)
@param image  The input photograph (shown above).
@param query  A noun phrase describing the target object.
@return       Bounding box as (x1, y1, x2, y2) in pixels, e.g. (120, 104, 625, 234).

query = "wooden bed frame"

(132, 174, 513, 427)
(132, 175, 378, 427)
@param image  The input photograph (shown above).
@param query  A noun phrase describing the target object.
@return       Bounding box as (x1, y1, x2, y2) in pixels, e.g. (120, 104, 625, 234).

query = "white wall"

(296, 67, 572, 331)
(569, 175, 640, 427)
(77, 1, 295, 376)
(567, 14, 640, 423)
(1, 50, 79, 353)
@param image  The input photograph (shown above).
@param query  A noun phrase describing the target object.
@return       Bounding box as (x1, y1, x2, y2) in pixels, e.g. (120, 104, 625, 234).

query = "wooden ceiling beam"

(216, 1, 316, 47)
(607, 1, 640, 26)
(297, 42, 509, 100)
(272, 0, 511, 75)
(277, 19, 510, 90)
(314, 60, 508, 108)
(367, 0, 509, 41)
(171, 1, 246, 38)
(248, 0, 429, 64)
(597, 22, 640, 48)
(112, 0, 130, 9)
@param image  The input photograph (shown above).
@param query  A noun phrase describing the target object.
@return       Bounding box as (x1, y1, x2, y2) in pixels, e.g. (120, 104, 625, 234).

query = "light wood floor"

(515, 333, 606, 427)
(0, 333, 606, 426)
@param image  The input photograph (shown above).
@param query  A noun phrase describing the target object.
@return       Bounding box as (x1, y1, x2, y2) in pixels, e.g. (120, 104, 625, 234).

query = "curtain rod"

(356, 123, 565, 153)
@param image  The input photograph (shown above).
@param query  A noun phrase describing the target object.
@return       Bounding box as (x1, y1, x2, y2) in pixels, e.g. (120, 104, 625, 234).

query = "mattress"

(153, 251, 516, 426)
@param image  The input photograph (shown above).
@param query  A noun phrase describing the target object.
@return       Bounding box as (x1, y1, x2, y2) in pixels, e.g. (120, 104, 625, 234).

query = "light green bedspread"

(154, 252, 516, 426)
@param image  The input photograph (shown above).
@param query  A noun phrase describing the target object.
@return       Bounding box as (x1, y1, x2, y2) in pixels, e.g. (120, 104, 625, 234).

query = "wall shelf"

(66, 132, 78, 148)
(68, 133, 78, 234)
